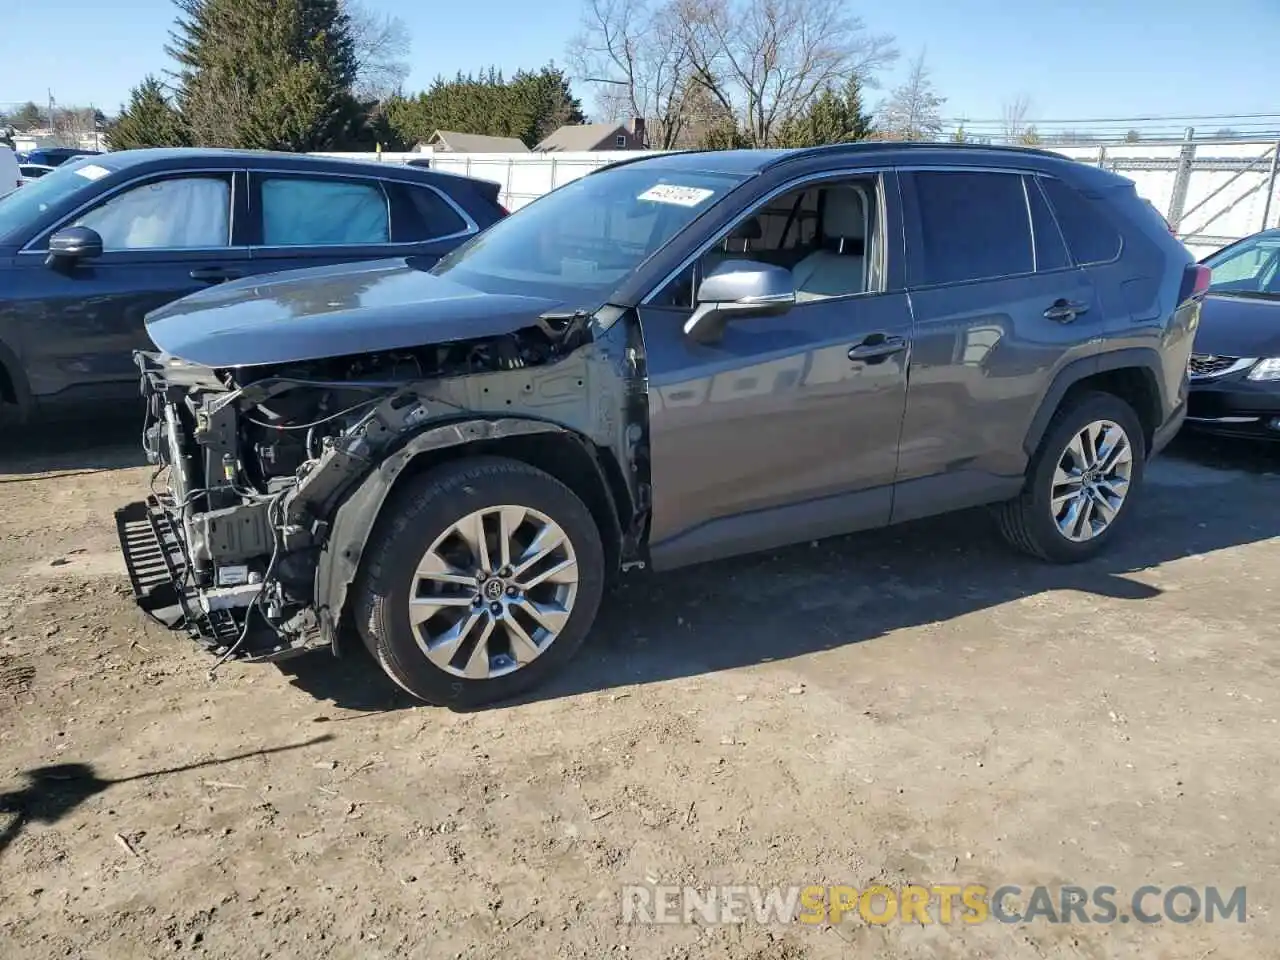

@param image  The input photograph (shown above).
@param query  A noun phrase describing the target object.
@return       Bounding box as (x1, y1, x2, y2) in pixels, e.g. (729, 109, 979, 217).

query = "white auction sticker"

(638, 184, 715, 207)
(74, 164, 112, 181)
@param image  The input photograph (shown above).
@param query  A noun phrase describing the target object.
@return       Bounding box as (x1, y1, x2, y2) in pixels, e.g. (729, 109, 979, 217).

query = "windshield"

(1203, 232, 1280, 297)
(431, 166, 747, 306)
(0, 156, 115, 243)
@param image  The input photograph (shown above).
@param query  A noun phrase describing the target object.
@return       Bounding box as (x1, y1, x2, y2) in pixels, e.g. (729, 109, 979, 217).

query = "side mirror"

(684, 259, 796, 344)
(46, 226, 104, 267)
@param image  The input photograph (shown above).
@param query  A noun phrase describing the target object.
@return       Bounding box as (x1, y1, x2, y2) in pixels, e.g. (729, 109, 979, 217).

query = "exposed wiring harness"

(207, 487, 288, 679)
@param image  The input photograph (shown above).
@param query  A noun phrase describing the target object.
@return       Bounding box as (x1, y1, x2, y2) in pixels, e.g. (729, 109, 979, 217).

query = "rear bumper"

(1150, 399, 1187, 457)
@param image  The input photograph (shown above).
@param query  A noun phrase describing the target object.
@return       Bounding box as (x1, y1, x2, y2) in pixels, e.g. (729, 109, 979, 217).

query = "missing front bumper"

(115, 498, 325, 662)
(115, 498, 246, 652)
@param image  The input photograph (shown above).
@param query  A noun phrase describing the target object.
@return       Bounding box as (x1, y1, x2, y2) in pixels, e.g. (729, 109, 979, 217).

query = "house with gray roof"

(422, 130, 530, 153)
(535, 119, 647, 152)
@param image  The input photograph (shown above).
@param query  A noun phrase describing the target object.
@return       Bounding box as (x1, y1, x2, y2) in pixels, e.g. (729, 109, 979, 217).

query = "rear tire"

(353, 456, 605, 707)
(996, 391, 1146, 563)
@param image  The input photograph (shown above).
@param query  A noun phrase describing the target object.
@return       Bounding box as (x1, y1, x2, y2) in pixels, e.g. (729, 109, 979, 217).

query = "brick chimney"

(629, 117, 647, 148)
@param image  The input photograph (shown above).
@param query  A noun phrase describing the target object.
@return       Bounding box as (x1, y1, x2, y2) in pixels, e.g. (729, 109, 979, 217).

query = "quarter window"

(909, 171, 1033, 285)
(386, 182, 468, 242)
(75, 176, 231, 250)
(1039, 176, 1123, 265)
(260, 176, 390, 246)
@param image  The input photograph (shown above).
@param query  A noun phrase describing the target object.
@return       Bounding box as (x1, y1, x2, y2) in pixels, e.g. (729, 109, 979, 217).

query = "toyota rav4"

(115, 143, 1204, 707)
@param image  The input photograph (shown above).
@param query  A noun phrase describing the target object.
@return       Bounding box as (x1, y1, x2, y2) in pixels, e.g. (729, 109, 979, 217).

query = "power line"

(943, 111, 1280, 124)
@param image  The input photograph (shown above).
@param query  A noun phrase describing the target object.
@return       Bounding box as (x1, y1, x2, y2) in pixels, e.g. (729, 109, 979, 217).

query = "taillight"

(1178, 264, 1212, 304)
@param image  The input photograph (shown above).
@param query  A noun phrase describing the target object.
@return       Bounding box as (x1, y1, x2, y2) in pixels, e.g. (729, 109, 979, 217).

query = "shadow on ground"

(280, 433, 1279, 713)
(0, 416, 147, 478)
(0, 735, 333, 858)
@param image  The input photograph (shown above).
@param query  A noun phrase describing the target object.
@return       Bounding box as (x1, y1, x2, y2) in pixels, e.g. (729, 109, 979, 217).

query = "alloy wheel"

(407, 505, 579, 679)
(1050, 419, 1134, 543)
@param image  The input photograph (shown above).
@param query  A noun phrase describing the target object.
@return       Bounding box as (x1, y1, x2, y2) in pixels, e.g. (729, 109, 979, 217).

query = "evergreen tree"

(386, 63, 585, 149)
(166, 0, 364, 150)
(107, 76, 191, 149)
(777, 78, 873, 148)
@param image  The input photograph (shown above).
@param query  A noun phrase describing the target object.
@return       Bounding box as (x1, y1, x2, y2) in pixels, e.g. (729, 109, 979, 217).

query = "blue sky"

(3, 0, 1278, 136)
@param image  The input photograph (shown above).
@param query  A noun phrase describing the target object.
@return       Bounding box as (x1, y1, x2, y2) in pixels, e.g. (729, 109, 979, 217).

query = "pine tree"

(107, 76, 191, 149)
(166, 0, 364, 150)
(777, 77, 874, 148)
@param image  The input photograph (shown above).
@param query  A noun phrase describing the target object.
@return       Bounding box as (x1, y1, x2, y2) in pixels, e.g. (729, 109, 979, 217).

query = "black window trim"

(18, 166, 243, 256)
(247, 167, 479, 249)
(898, 163, 1041, 290)
(1032, 172, 1125, 268)
(641, 166, 899, 307)
(1021, 173, 1076, 277)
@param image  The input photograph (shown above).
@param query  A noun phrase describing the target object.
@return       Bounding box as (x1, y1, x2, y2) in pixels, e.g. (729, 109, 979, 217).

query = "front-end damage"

(115, 311, 649, 663)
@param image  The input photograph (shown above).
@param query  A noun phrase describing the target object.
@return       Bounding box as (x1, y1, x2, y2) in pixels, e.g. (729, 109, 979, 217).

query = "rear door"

(893, 168, 1103, 518)
(246, 171, 477, 276)
(6, 169, 249, 407)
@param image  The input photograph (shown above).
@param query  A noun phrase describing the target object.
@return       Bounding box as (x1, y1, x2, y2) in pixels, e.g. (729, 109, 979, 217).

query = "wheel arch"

(314, 416, 633, 655)
(1023, 348, 1166, 462)
(0, 337, 32, 421)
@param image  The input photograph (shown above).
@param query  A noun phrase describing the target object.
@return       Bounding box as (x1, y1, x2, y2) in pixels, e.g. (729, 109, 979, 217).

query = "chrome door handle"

(1044, 299, 1090, 323)
(849, 335, 907, 362)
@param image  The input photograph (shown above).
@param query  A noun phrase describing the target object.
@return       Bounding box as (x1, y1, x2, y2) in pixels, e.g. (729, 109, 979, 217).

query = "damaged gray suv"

(116, 143, 1204, 706)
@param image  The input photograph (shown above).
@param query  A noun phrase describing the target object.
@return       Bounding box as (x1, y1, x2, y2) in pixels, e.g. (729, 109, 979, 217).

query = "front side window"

(909, 171, 1034, 286)
(76, 176, 231, 250)
(0, 157, 120, 243)
(652, 177, 881, 308)
(431, 166, 746, 307)
(1203, 233, 1280, 294)
(261, 176, 390, 246)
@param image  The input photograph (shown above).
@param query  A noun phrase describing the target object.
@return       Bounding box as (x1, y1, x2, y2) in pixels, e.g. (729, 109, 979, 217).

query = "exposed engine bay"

(115, 312, 645, 664)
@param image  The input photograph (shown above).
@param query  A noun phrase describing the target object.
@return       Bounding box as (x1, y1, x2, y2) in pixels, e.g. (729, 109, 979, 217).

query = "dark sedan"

(1185, 228, 1280, 440)
(0, 148, 507, 426)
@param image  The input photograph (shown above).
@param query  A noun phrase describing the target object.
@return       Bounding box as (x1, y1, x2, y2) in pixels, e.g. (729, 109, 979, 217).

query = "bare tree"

(344, 0, 411, 101)
(570, 0, 896, 148)
(877, 49, 944, 141)
(1001, 93, 1031, 144)
(569, 0, 701, 149)
(675, 0, 898, 147)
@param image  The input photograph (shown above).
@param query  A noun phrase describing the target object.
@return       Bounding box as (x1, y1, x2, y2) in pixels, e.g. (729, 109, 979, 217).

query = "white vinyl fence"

(309, 149, 661, 211)
(316, 137, 1280, 258)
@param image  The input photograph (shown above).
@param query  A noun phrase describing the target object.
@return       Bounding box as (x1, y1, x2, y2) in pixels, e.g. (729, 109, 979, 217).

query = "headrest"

(822, 187, 866, 242)
(729, 218, 763, 241)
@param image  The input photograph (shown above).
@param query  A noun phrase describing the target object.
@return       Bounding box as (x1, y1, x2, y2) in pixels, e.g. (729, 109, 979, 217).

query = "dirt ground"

(0, 421, 1277, 960)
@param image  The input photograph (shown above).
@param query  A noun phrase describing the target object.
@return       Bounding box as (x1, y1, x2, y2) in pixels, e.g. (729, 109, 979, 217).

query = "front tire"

(996, 391, 1146, 563)
(353, 457, 606, 707)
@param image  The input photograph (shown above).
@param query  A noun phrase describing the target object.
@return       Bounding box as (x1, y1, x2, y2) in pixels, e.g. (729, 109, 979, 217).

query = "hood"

(1193, 293, 1280, 359)
(145, 257, 565, 368)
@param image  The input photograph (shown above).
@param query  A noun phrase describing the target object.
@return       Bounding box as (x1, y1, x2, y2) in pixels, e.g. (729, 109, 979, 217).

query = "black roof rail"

(585, 148, 720, 175)
(762, 140, 1070, 170)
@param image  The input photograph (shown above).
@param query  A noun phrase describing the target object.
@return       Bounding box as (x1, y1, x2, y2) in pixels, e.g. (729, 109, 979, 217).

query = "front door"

(639, 171, 914, 570)
(4, 171, 247, 409)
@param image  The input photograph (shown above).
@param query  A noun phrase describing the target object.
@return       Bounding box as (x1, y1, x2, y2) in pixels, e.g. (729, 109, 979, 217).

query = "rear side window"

(1039, 176, 1122, 265)
(260, 176, 390, 246)
(909, 171, 1033, 285)
(386, 182, 468, 242)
